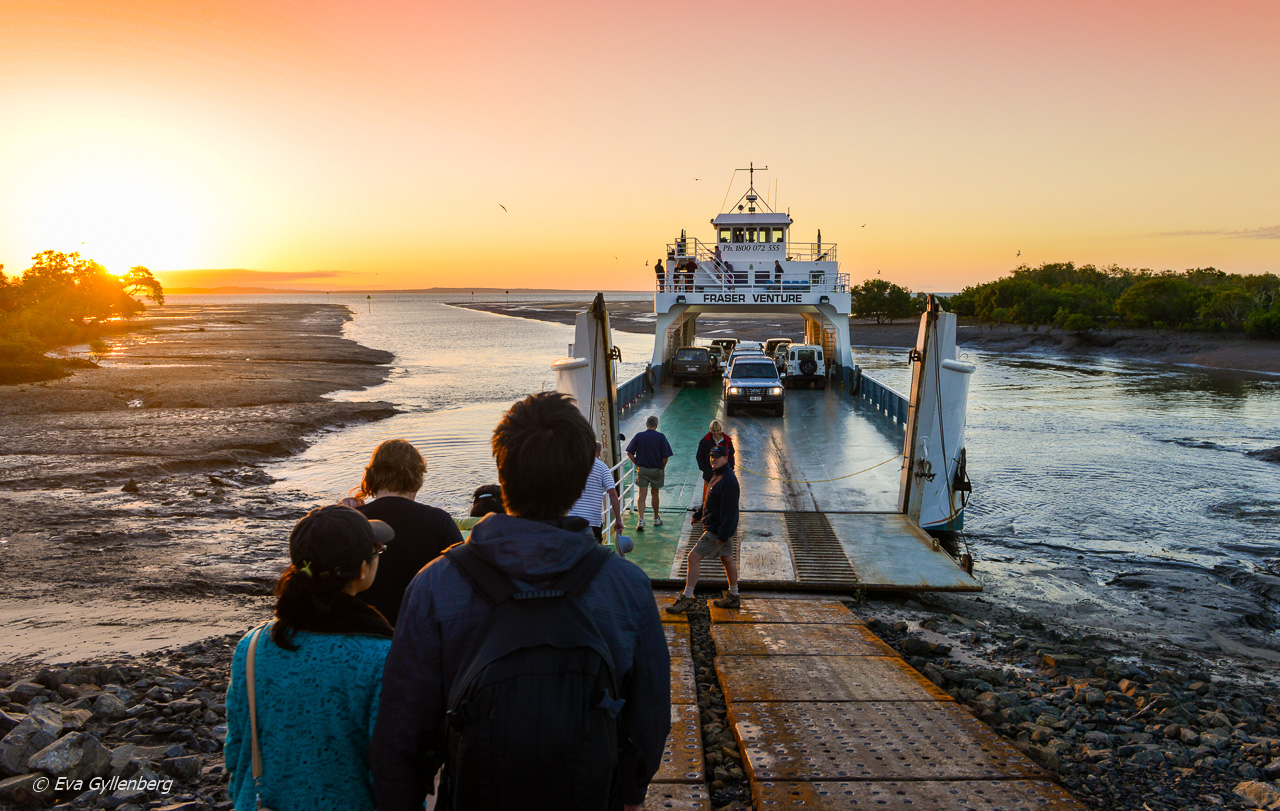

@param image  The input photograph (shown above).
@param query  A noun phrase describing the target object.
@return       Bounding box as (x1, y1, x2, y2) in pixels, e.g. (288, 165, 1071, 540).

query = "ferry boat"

(554, 167, 978, 593)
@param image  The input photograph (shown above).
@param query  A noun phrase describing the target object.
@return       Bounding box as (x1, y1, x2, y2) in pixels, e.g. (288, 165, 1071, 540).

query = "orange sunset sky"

(1, 0, 1277, 292)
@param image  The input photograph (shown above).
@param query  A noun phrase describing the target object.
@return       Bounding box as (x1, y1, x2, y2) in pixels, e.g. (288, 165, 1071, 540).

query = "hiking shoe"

(666, 594, 696, 615)
(712, 592, 741, 609)
(636, 520, 644, 532)
(653, 514, 664, 527)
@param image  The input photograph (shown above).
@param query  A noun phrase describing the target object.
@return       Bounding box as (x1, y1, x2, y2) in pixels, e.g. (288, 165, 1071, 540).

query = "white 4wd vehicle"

(781, 344, 826, 388)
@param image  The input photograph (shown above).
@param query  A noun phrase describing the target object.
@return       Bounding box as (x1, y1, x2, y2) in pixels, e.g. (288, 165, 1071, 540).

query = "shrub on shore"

(948, 262, 1280, 337)
(0, 251, 163, 384)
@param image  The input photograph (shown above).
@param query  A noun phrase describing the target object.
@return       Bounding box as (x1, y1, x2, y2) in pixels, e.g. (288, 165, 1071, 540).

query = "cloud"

(1153, 225, 1280, 240)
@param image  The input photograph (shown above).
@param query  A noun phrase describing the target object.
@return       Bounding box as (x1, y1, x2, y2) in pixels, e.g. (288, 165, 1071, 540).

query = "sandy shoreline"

(0, 303, 395, 664)
(453, 299, 1280, 376)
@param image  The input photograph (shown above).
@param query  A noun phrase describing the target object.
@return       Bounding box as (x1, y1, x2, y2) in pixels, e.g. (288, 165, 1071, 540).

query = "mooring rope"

(736, 454, 901, 484)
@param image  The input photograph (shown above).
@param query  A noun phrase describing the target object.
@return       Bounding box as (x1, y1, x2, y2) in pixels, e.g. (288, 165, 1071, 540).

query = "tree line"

(945, 262, 1280, 338)
(0, 251, 164, 384)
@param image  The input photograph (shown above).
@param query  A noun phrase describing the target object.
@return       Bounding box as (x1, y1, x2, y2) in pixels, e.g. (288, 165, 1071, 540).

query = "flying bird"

(499, 204, 508, 213)
(877, 269, 882, 274)
(694, 178, 703, 181)
(1016, 250, 1021, 257)
(861, 223, 866, 228)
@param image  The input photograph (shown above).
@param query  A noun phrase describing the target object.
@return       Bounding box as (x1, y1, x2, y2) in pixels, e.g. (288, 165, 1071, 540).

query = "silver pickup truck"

(723, 357, 785, 417)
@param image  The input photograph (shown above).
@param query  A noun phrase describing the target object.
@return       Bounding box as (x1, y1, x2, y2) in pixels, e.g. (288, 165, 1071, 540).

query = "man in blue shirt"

(668, 445, 740, 612)
(625, 415, 673, 532)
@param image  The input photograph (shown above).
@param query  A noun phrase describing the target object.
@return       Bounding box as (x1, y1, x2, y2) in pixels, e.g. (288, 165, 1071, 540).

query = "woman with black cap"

(225, 505, 395, 811)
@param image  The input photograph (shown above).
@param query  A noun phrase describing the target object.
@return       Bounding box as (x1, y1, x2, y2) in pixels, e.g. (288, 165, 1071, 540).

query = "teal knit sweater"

(225, 622, 392, 811)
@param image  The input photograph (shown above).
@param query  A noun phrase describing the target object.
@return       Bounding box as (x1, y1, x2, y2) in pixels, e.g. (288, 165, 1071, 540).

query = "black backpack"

(442, 543, 624, 811)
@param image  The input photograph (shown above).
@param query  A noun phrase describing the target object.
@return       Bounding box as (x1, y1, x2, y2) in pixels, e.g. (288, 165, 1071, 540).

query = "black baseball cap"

(710, 446, 727, 458)
(289, 505, 394, 579)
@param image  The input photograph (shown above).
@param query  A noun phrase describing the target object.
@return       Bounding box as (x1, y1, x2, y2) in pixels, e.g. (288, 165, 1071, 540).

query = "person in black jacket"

(695, 420, 735, 510)
(341, 439, 464, 626)
(667, 445, 741, 613)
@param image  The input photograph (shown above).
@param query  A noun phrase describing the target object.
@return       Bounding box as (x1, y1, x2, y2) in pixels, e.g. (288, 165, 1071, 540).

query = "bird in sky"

(499, 204, 508, 213)
(694, 178, 703, 181)
(861, 223, 866, 228)
(877, 269, 882, 274)
(1016, 250, 1021, 257)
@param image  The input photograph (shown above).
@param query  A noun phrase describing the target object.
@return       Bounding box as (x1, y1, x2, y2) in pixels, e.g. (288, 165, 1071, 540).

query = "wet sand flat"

(0, 303, 395, 664)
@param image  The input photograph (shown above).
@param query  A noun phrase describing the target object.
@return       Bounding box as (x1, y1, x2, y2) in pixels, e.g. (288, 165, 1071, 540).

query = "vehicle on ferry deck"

(782, 344, 827, 388)
(707, 345, 726, 372)
(710, 338, 739, 358)
(724, 356, 785, 417)
(764, 338, 792, 358)
(671, 346, 715, 385)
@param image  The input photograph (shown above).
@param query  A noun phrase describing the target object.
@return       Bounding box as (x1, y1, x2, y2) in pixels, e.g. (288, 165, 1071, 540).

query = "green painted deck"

(619, 384, 979, 592)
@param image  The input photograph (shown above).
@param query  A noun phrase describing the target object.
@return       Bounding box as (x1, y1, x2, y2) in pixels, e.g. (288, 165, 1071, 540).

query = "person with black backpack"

(371, 391, 671, 811)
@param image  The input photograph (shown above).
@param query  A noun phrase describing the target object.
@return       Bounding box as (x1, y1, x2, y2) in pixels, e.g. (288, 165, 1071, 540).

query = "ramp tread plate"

(730, 701, 1046, 781)
(717, 655, 953, 703)
(656, 593, 691, 624)
(709, 598, 862, 625)
(784, 512, 860, 586)
(656, 702, 704, 783)
(670, 655, 696, 705)
(753, 779, 1084, 810)
(711, 624, 896, 657)
(640, 782, 711, 811)
(665, 623, 692, 648)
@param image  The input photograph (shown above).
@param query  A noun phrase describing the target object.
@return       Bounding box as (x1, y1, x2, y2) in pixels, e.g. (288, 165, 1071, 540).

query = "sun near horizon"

(2, 0, 1277, 293)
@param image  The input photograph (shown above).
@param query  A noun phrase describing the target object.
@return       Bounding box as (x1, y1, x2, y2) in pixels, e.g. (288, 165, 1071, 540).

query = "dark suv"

(671, 346, 715, 384)
(723, 357, 785, 416)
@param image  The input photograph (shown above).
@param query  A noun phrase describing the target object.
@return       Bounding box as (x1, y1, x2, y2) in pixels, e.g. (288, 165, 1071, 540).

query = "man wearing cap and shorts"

(667, 444, 740, 612)
(626, 415, 673, 532)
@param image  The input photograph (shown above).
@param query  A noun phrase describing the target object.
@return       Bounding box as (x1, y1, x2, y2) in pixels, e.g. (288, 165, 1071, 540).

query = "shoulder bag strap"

(246, 624, 266, 781)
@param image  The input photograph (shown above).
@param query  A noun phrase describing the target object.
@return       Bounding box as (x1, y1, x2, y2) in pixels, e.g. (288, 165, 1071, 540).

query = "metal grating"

(753, 779, 1085, 810)
(655, 703, 705, 783)
(716, 655, 953, 704)
(709, 598, 861, 625)
(665, 623, 692, 648)
(670, 655, 697, 705)
(730, 701, 1046, 782)
(711, 624, 896, 658)
(641, 782, 712, 811)
(783, 512, 859, 586)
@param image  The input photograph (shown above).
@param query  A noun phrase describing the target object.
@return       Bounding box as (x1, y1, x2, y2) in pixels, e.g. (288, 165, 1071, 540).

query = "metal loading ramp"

(619, 385, 980, 593)
(706, 597, 1086, 810)
(663, 511, 980, 592)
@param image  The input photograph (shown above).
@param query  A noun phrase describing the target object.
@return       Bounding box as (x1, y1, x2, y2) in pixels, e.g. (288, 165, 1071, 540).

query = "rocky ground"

(861, 592, 1280, 811)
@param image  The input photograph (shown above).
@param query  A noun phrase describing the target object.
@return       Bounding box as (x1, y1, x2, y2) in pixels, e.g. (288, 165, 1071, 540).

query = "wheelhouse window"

(775, 228, 785, 243)
(732, 227, 744, 243)
(719, 228, 731, 243)
(759, 227, 771, 243)
(745, 228, 756, 243)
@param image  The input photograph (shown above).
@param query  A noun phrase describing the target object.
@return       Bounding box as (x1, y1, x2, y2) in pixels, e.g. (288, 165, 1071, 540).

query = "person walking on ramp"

(668, 444, 740, 613)
(626, 415, 673, 532)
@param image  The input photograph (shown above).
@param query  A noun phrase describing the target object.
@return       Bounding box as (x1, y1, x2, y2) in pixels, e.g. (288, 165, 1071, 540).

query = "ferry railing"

(617, 367, 656, 411)
(600, 456, 638, 548)
(784, 242, 838, 262)
(852, 367, 909, 430)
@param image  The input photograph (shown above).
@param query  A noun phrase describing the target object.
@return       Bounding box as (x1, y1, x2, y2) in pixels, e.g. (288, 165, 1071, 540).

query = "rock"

(1234, 780, 1280, 810)
(2, 682, 45, 704)
(901, 636, 932, 656)
(0, 711, 63, 775)
(93, 693, 130, 722)
(60, 709, 93, 731)
(1264, 757, 1280, 780)
(121, 479, 140, 493)
(25, 731, 112, 781)
(161, 755, 201, 780)
(108, 744, 183, 772)
(154, 803, 205, 811)
(32, 669, 70, 690)
(1042, 653, 1084, 669)
(0, 710, 23, 737)
(0, 773, 48, 807)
